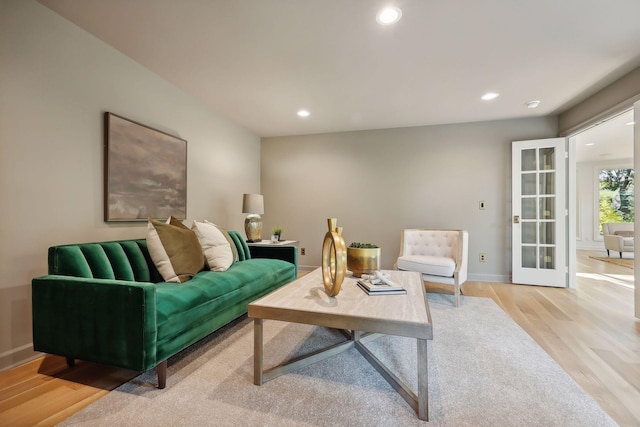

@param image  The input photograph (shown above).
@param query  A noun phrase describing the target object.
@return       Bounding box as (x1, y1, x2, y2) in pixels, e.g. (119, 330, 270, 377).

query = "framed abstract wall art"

(104, 112, 187, 222)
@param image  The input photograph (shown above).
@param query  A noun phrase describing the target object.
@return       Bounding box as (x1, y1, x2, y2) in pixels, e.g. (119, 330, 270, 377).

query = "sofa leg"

(620, 252, 623, 259)
(157, 360, 167, 389)
(66, 357, 75, 368)
(606, 249, 610, 257)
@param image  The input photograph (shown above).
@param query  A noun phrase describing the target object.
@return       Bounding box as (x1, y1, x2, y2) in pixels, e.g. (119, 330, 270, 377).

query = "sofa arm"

(603, 234, 624, 252)
(248, 245, 298, 277)
(32, 275, 158, 372)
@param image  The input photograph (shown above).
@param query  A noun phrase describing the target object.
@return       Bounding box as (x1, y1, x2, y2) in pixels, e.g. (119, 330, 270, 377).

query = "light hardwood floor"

(1, 251, 638, 426)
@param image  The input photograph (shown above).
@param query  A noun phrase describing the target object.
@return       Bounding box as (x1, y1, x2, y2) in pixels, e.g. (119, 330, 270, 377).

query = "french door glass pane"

(539, 147, 555, 170)
(539, 197, 554, 219)
(522, 223, 536, 244)
(539, 171, 555, 195)
(539, 247, 555, 269)
(522, 149, 536, 171)
(519, 146, 558, 270)
(522, 198, 536, 219)
(539, 222, 554, 244)
(522, 246, 536, 268)
(522, 174, 536, 195)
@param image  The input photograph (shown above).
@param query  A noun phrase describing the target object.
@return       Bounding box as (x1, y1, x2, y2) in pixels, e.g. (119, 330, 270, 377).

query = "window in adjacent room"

(599, 168, 635, 234)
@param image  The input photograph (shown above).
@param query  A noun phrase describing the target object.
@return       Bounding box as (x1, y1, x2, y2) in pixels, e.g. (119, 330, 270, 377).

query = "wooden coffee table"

(248, 268, 433, 420)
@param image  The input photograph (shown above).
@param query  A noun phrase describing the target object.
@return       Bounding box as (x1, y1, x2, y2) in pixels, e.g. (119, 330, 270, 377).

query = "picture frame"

(104, 112, 187, 222)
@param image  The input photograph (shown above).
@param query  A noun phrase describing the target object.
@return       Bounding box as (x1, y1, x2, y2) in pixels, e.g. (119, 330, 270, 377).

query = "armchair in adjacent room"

(602, 222, 634, 258)
(395, 229, 468, 307)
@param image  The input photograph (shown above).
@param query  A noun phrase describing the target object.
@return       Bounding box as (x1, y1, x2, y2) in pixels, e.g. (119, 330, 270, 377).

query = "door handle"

(513, 215, 520, 224)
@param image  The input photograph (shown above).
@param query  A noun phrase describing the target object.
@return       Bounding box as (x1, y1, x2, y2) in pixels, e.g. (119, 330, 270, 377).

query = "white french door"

(512, 138, 567, 287)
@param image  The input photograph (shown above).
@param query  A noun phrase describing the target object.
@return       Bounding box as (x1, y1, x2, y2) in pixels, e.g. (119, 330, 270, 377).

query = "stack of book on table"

(356, 278, 406, 296)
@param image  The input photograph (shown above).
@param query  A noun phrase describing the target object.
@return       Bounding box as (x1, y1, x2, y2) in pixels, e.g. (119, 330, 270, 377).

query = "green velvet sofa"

(31, 231, 297, 388)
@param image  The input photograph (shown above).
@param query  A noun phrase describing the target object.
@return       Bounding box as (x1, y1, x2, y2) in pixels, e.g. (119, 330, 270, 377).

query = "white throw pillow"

(204, 220, 239, 263)
(192, 220, 234, 271)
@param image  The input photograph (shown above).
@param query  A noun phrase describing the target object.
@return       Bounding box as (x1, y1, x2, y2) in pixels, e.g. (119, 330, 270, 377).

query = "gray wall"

(559, 66, 640, 135)
(0, 1, 261, 371)
(261, 118, 558, 282)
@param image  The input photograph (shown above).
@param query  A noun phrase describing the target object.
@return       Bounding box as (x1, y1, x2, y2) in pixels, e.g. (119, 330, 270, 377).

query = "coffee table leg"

(417, 338, 428, 421)
(254, 318, 263, 385)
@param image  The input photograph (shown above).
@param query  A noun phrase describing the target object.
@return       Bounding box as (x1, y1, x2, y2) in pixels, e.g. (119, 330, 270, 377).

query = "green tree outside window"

(598, 169, 634, 234)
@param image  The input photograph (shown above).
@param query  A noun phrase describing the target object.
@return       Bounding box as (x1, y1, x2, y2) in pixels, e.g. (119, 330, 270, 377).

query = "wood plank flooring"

(1, 251, 638, 426)
(0, 354, 137, 426)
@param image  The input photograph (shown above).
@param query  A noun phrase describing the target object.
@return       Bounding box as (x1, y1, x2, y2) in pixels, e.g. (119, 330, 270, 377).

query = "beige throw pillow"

(204, 220, 239, 263)
(147, 217, 205, 283)
(192, 220, 234, 271)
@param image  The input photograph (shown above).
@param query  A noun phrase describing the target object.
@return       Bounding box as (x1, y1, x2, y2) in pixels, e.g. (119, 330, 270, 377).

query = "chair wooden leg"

(157, 360, 167, 389)
(66, 357, 75, 367)
(454, 284, 460, 307)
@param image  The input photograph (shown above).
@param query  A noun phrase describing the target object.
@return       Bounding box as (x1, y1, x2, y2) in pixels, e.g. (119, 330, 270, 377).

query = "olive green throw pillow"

(147, 217, 205, 283)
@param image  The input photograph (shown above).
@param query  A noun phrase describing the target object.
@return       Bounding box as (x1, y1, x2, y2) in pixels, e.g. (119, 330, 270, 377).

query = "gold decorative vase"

(244, 214, 263, 242)
(347, 247, 381, 278)
(321, 218, 347, 296)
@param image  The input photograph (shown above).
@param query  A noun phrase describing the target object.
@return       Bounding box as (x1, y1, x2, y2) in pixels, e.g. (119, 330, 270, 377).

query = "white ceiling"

(38, 0, 640, 137)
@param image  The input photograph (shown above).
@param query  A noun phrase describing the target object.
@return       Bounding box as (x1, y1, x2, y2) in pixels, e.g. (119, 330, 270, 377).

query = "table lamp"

(242, 193, 264, 242)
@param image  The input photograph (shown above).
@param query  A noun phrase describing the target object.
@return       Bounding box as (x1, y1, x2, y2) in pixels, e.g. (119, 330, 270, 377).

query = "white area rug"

(61, 294, 616, 426)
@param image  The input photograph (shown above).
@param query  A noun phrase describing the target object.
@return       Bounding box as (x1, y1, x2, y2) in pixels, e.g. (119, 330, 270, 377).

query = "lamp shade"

(242, 193, 264, 215)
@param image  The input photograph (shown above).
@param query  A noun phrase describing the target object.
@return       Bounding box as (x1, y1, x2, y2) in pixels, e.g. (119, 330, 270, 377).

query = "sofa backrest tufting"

(48, 239, 163, 282)
(47, 230, 252, 283)
(401, 229, 459, 259)
(228, 230, 252, 261)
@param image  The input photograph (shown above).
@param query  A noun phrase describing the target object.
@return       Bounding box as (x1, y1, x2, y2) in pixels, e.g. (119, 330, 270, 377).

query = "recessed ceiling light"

(481, 92, 499, 101)
(625, 121, 635, 126)
(526, 100, 541, 109)
(376, 6, 402, 25)
(297, 109, 310, 118)
(585, 143, 595, 146)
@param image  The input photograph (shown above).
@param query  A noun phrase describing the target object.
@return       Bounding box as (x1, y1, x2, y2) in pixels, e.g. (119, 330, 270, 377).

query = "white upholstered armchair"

(395, 229, 469, 307)
(602, 222, 634, 258)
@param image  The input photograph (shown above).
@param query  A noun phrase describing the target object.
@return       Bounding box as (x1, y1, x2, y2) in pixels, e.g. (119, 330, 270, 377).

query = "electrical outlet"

(479, 253, 486, 262)
(301, 248, 306, 256)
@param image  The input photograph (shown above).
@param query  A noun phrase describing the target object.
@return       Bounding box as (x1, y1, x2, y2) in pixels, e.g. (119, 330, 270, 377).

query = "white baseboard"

(576, 242, 606, 251)
(0, 344, 41, 372)
(467, 273, 511, 283)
